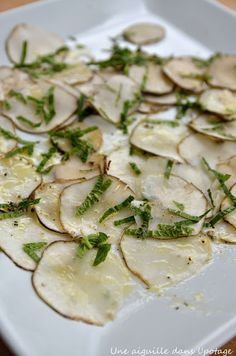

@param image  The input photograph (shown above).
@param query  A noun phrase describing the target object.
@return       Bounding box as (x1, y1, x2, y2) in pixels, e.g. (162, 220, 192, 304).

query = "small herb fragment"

(36, 146, 58, 174)
(129, 162, 141, 176)
(99, 195, 134, 223)
(0, 198, 40, 220)
(164, 160, 174, 180)
(114, 215, 135, 226)
(23, 242, 47, 263)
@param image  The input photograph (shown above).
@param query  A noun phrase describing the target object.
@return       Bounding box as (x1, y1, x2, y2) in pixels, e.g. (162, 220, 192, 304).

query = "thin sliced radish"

(33, 241, 131, 325)
(0, 211, 67, 271)
(121, 234, 211, 290)
(3, 80, 77, 133)
(190, 114, 236, 141)
(123, 22, 165, 45)
(199, 89, 236, 120)
(163, 57, 208, 93)
(60, 176, 133, 243)
(205, 221, 236, 244)
(144, 92, 177, 105)
(0, 156, 41, 203)
(6, 23, 64, 64)
(208, 55, 236, 91)
(130, 120, 189, 162)
(129, 63, 174, 95)
(52, 62, 93, 85)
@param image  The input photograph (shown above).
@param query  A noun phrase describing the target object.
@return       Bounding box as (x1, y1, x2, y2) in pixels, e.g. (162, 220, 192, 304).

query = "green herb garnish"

(205, 205, 236, 228)
(114, 215, 135, 226)
(19, 40, 28, 65)
(23, 242, 47, 263)
(9, 90, 27, 104)
(129, 162, 141, 176)
(76, 176, 112, 216)
(36, 146, 58, 174)
(76, 232, 111, 266)
(0, 198, 40, 220)
(164, 160, 174, 179)
(17, 115, 41, 128)
(99, 195, 134, 223)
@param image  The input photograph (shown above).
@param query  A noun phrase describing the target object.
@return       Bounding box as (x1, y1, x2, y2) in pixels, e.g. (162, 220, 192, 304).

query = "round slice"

(130, 119, 189, 162)
(34, 180, 82, 233)
(53, 154, 104, 180)
(91, 75, 138, 124)
(144, 92, 177, 106)
(178, 133, 236, 167)
(0, 115, 17, 155)
(0, 156, 41, 204)
(0, 211, 67, 270)
(121, 234, 212, 290)
(51, 122, 102, 153)
(51, 62, 93, 85)
(123, 22, 165, 45)
(140, 173, 207, 235)
(138, 102, 169, 114)
(3, 80, 77, 133)
(221, 183, 236, 229)
(60, 175, 134, 243)
(128, 63, 174, 95)
(208, 55, 236, 91)
(199, 89, 236, 121)
(163, 57, 208, 93)
(205, 221, 236, 244)
(33, 241, 131, 325)
(6, 23, 64, 64)
(190, 114, 236, 141)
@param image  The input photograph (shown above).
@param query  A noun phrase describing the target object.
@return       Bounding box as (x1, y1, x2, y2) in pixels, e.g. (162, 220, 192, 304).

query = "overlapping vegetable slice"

(33, 241, 131, 325)
(123, 22, 165, 45)
(208, 55, 236, 91)
(121, 234, 212, 290)
(60, 175, 133, 243)
(6, 23, 64, 64)
(199, 89, 236, 120)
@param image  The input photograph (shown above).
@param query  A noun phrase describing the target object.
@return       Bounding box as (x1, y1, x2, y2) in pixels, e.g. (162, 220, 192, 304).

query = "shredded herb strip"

(114, 215, 135, 226)
(175, 92, 202, 120)
(5, 143, 36, 158)
(23, 242, 47, 263)
(76, 94, 93, 121)
(126, 202, 152, 239)
(168, 207, 212, 223)
(129, 162, 141, 176)
(9, 90, 27, 104)
(0, 198, 40, 221)
(17, 115, 41, 128)
(19, 40, 28, 65)
(36, 146, 58, 174)
(76, 232, 111, 266)
(15, 46, 69, 78)
(173, 201, 185, 211)
(191, 53, 221, 68)
(164, 160, 174, 180)
(145, 119, 179, 127)
(205, 206, 236, 228)
(50, 126, 98, 163)
(0, 127, 34, 145)
(99, 195, 134, 223)
(76, 176, 112, 216)
(180, 73, 212, 82)
(28, 86, 56, 124)
(207, 188, 215, 208)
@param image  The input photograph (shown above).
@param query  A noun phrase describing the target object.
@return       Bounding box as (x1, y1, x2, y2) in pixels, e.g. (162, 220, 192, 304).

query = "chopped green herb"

(17, 115, 41, 128)
(0, 198, 40, 220)
(76, 232, 111, 266)
(175, 93, 202, 120)
(114, 215, 135, 226)
(207, 188, 215, 208)
(99, 195, 134, 223)
(168, 207, 212, 222)
(173, 201, 185, 211)
(205, 205, 236, 228)
(180, 73, 212, 81)
(23, 242, 47, 263)
(9, 90, 27, 104)
(5, 143, 35, 158)
(191, 53, 221, 68)
(36, 146, 58, 174)
(19, 40, 28, 65)
(76, 176, 112, 216)
(127, 202, 152, 238)
(28, 86, 56, 124)
(145, 119, 179, 127)
(129, 162, 141, 176)
(164, 160, 174, 179)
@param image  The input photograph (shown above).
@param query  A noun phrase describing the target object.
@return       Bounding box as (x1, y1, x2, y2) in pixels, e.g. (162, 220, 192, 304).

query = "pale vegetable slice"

(205, 221, 236, 244)
(34, 180, 81, 233)
(56, 114, 77, 130)
(0, 115, 17, 155)
(130, 120, 189, 162)
(60, 176, 133, 243)
(107, 146, 146, 195)
(51, 62, 93, 85)
(53, 154, 104, 180)
(3, 80, 77, 133)
(173, 162, 213, 198)
(208, 55, 236, 91)
(51, 122, 102, 153)
(221, 184, 236, 229)
(0, 211, 67, 271)
(0, 68, 32, 101)
(91, 75, 138, 124)
(33, 241, 131, 325)
(199, 89, 236, 121)
(6, 23, 64, 64)
(163, 57, 208, 93)
(121, 234, 212, 290)
(129, 63, 174, 95)
(0, 156, 41, 204)
(138, 102, 169, 114)
(140, 174, 207, 235)
(123, 22, 165, 45)
(178, 133, 236, 167)
(190, 114, 236, 141)
(75, 74, 104, 97)
(144, 92, 177, 105)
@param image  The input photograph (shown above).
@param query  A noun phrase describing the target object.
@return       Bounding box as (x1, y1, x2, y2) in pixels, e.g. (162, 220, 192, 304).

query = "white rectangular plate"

(0, 1, 236, 355)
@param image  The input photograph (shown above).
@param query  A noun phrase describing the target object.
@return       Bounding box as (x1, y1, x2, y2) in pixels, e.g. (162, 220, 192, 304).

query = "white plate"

(0, 1, 236, 355)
